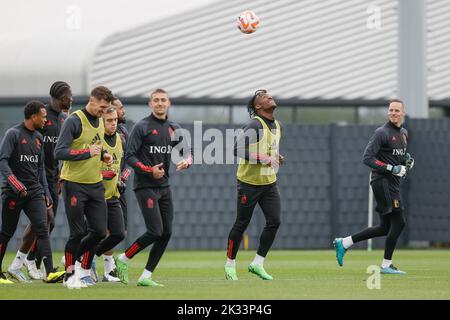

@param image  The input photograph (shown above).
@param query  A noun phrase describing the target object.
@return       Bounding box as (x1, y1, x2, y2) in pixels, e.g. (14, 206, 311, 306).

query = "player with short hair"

(55, 86, 114, 289)
(115, 89, 192, 287)
(12, 81, 72, 280)
(91, 107, 126, 283)
(225, 89, 284, 281)
(334, 99, 414, 274)
(0, 101, 65, 284)
(96, 97, 131, 282)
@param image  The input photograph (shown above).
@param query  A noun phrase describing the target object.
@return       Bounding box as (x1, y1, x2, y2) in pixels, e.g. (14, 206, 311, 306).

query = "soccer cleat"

(137, 277, 164, 287)
(7, 267, 32, 283)
(90, 260, 99, 283)
(224, 266, 238, 280)
(114, 257, 129, 284)
(380, 264, 406, 275)
(63, 273, 83, 289)
(0, 272, 14, 284)
(44, 270, 66, 283)
(248, 264, 273, 280)
(333, 238, 347, 267)
(24, 260, 43, 280)
(80, 275, 96, 286)
(102, 271, 121, 282)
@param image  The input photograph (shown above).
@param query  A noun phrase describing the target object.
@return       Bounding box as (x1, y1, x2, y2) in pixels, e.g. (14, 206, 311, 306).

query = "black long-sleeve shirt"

(117, 123, 131, 181)
(54, 108, 101, 161)
(234, 115, 281, 163)
(363, 121, 408, 188)
(0, 123, 50, 198)
(126, 113, 191, 190)
(38, 104, 67, 183)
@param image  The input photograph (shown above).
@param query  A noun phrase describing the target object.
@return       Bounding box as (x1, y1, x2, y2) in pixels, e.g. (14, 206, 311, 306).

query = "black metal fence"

(1, 118, 450, 251)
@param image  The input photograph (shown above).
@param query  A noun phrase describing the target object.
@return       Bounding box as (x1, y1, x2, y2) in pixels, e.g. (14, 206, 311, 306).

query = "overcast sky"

(0, 0, 212, 37)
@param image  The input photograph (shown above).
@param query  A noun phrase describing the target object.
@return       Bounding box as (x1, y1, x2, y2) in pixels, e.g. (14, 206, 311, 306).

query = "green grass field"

(1, 250, 450, 300)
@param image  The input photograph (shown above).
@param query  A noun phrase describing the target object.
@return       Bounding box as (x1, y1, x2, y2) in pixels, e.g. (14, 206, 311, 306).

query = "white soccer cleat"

(102, 271, 121, 282)
(63, 273, 87, 289)
(24, 260, 43, 280)
(7, 267, 32, 283)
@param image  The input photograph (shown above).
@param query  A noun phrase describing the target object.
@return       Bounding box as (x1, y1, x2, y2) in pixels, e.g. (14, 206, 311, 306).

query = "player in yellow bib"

(225, 90, 284, 281)
(55, 86, 115, 289)
(92, 107, 126, 282)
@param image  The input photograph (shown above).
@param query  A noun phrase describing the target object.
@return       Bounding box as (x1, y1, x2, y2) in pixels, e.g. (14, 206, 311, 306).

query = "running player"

(225, 89, 284, 281)
(97, 97, 131, 282)
(13, 81, 72, 280)
(334, 99, 414, 274)
(92, 107, 125, 282)
(55, 86, 114, 289)
(0, 101, 65, 284)
(114, 89, 192, 287)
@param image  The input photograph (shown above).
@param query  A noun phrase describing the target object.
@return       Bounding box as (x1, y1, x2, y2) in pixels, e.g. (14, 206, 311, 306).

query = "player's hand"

(266, 156, 280, 168)
(19, 188, 27, 198)
(176, 159, 190, 171)
(102, 153, 113, 166)
(45, 195, 53, 209)
(392, 165, 407, 177)
(278, 154, 285, 165)
(405, 153, 414, 170)
(89, 141, 102, 157)
(117, 180, 126, 193)
(152, 163, 165, 179)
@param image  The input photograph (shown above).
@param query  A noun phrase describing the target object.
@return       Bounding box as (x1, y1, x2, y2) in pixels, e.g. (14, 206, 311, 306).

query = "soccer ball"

(236, 10, 260, 34)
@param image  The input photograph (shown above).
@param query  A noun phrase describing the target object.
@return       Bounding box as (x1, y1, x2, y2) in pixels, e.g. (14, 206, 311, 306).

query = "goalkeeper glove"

(405, 153, 414, 170)
(391, 165, 407, 177)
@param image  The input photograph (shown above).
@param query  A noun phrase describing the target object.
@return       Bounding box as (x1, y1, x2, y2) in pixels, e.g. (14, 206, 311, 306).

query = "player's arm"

(119, 126, 132, 182)
(363, 128, 405, 176)
(54, 116, 91, 161)
(401, 131, 414, 170)
(120, 162, 132, 182)
(0, 129, 27, 195)
(170, 123, 193, 171)
(125, 122, 163, 177)
(38, 145, 52, 207)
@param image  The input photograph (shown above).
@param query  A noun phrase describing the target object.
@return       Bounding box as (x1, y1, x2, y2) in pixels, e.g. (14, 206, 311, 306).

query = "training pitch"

(1, 250, 449, 300)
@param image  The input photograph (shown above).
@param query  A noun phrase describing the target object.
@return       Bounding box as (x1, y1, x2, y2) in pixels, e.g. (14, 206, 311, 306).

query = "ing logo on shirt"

(392, 148, 406, 156)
